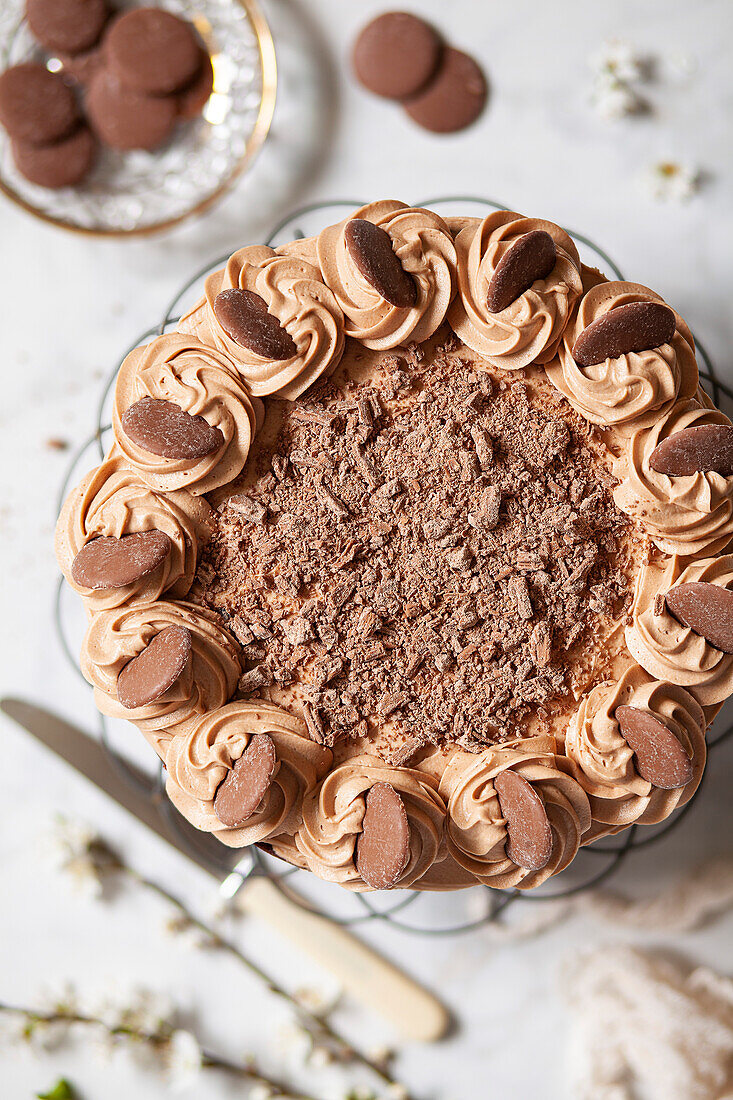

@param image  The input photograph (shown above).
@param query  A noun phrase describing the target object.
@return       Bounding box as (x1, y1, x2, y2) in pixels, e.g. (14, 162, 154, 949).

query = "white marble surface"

(2, 0, 733, 1096)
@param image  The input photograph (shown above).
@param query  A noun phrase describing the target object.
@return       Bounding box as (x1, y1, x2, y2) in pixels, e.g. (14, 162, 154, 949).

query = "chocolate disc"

(344, 219, 417, 308)
(352, 11, 442, 101)
(117, 625, 192, 710)
(615, 705, 694, 789)
(572, 301, 677, 367)
(58, 46, 103, 86)
(105, 8, 201, 95)
(486, 230, 557, 313)
(355, 782, 411, 890)
(494, 769, 553, 871)
(0, 63, 79, 144)
(213, 289, 297, 360)
(11, 125, 95, 188)
(649, 424, 733, 477)
(26, 0, 108, 55)
(71, 530, 172, 590)
(665, 581, 733, 653)
(177, 48, 214, 121)
(404, 47, 487, 134)
(87, 69, 177, 151)
(120, 397, 224, 460)
(214, 733, 277, 826)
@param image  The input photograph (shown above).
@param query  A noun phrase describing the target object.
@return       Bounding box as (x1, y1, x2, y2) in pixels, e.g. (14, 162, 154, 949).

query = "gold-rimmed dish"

(0, 0, 276, 236)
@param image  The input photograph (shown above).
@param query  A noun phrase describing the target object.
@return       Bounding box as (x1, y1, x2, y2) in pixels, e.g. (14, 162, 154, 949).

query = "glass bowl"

(0, 0, 276, 236)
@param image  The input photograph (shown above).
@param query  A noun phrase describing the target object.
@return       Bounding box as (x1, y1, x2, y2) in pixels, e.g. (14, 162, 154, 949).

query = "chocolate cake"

(56, 201, 732, 891)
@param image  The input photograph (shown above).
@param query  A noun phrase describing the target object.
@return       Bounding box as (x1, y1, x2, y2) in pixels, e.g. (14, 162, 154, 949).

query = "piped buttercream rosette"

(56, 456, 213, 613)
(626, 554, 733, 705)
(163, 701, 333, 848)
(112, 333, 257, 495)
(563, 664, 706, 838)
(613, 398, 733, 557)
(179, 245, 346, 400)
(448, 211, 583, 369)
(294, 754, 446, 890)
(439, 739, 592, 889)
(80, 600, 241, 757)
(545, 281, 699, 431)
(314, 200, 457, 350)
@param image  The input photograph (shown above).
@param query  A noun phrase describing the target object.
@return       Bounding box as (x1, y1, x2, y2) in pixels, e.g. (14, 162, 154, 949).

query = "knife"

(1, 697, 449, 1042)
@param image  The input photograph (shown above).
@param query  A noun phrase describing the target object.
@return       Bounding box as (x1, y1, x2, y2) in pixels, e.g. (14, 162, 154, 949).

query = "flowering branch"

(0, 999, 319, 1099)
(46, 819, 409, 1099)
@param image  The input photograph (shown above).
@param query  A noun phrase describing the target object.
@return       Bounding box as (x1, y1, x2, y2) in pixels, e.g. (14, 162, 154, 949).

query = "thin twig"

(0, 1001, 319, 1100)
(122, 861, 402, 1092)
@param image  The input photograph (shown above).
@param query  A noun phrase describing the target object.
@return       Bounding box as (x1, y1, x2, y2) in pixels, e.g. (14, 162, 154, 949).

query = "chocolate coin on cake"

(58, 201, 733, 891)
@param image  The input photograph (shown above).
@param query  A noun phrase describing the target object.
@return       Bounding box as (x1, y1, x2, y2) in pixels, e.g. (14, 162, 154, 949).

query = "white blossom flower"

(41, 818, 105, 900)
(589, 39, 644, 84)
(641, 161, 701, 202)
(308, 1044, 335, 1068)
(165, 1029, 202, 1092)
(591, 74, 643, 120)
(386, 1086, 410, 1100)
(249, 1088, 275, 1100)
(276, 1021, 313, 1062)
(294, 984, 341, 1016)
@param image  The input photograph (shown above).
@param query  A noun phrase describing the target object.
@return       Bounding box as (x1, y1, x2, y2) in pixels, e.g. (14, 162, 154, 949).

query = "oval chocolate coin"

(27, 0, 108, 55)
(404, 47, 487, 134)
(665, 581, 733, 653)
(344, 219, 417, 308)
(649, 424, 733, 477)
(214, 733, 277, 827)
(71, 530, 172, 590)
(213, 289, 297, 361)
(486, 230, 557, 313)
(120, 397, 224, 460)
(352, 11, 442, 101)
(572, 301, 677, 367)
(117, 625, 192, 710)
(494, 769, 553, 871)
(104, 8, 201, 95)
(616, 705, 694, 789)
(356, 782, 411, 890)
(0, 63, 80, 145)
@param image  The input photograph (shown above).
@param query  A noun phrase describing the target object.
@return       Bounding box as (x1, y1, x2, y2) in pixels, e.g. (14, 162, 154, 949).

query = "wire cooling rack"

(55, 197, 733, 934)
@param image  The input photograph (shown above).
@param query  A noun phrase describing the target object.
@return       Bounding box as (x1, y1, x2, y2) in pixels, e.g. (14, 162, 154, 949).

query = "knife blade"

(0, 696, 452, 1041)
(0, 697, 236, 876)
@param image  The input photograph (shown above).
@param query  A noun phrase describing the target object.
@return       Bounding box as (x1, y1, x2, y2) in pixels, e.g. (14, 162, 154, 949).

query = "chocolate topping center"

(213, 289, 298, 361)
(214, 732, 277, 826)
(117, 625, 192, 710)
(71, 530, 172, 590)
(572, 302, 677, 367)
(121, 397, 224, 460)
(486, 230, 557, 314)
(615, 705, 694, 789)
(355, 782, 411, 889)
(665, 581, 733, 654)
(344, 219, 417, 308)
(649, 424, 733, 477)
(494, 769, 553, 871)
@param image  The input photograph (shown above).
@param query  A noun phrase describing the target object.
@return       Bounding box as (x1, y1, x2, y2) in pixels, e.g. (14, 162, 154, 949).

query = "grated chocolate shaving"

(195, 330, 643, 754)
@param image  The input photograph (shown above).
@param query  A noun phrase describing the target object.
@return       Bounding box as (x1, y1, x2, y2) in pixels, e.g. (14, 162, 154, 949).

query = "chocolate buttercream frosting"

(57, 200, 731, 893)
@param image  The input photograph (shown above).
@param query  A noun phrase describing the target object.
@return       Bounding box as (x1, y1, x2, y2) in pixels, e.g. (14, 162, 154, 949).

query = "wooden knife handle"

(233, 875, 450, 1042)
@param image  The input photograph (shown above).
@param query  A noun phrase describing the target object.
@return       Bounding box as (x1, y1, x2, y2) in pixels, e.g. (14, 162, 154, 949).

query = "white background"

(1, 1, 733, 1097)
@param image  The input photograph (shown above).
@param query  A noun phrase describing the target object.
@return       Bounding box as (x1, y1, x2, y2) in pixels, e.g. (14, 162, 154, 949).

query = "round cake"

(56, 200, 733, 892)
